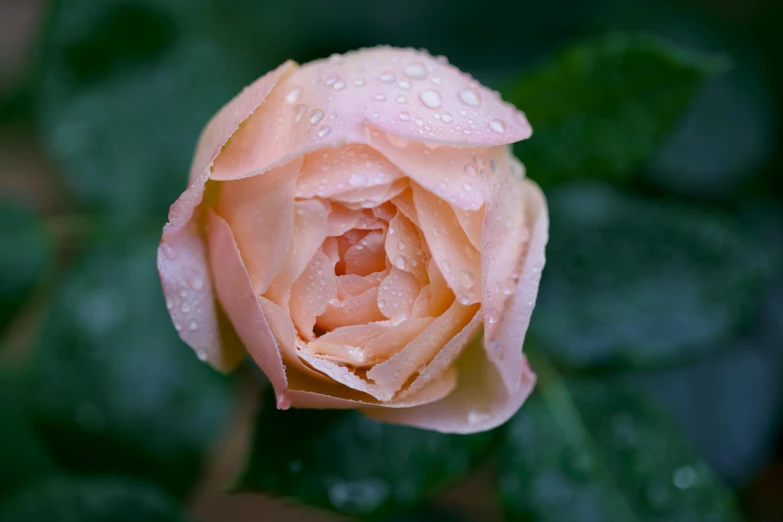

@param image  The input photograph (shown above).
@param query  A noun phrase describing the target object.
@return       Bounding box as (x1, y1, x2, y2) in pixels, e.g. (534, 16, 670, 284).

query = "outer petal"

(157, 222, 244, 372)
(363, 338, 536, 434)
(485, 179, 548, 394)
(210, 47, 530, 182)
(205, 210, 288, 403)
(158, 61, 295, 370)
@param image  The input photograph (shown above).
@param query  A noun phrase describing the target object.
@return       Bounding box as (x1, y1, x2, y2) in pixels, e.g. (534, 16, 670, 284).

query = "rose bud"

(158, 47, 547, 434)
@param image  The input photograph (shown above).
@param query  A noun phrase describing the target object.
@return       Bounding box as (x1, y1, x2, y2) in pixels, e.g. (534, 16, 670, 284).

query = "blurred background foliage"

(0, 0, 781, 520)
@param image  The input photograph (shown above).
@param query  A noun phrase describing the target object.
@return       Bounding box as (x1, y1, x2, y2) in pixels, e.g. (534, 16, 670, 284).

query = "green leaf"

(530, 184, 770, 369)
(28, 231, 234, 497)
(0, 475, 192, 522)
(36, 0, 252, 228)
(0, 369, 54, 500)
(0, 203, 51, 334)
(499, 351, 743, 522)
(236, 391, 495, 517)
(506, 34, 725, 186)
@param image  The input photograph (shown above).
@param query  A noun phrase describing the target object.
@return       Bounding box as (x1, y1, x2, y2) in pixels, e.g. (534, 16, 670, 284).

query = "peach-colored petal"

(285, 363, 457, 409)
(402, 310, 482, 398)
(317, 287, 387, 331)
(413, 184, 481, 305)
(297, 144, 405, 199)
(331, 179, 407, 208)
(364, 317, 434, 364)
(369, 131, 509, 211)
(427, 258, 454, 316)
(158, 222, 244, 372)
(265, 198, 331, 308)
(385, 212, 428, 284)
(486, 179, 548, 394)
(482, 158, 530, 343)
(454, 206, 484, 250)
(363, 339, 535, 434)
(216, 158, 302, 294)
(377, 268, 422, 324)
(289, 249, 337, 340)
(367, 300, 479, 394)
(372, 202, 397, 222)
(209, 47, 530, 183)
(343, 229, 387, 276)
(327, 204, 362, 236)
(336, 271, 387, 298)
(299, 354, 393, 401)
(205, 210, 288, 402)
(165, 61, 295, 236)
(305, 322, 393, 365)
(411, 285, 434, 317)
(391, 189, 420, 227)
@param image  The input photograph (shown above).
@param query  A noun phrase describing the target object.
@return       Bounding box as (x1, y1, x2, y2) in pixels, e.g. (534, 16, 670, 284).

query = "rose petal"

(317, 287, 387, 331)
(364, 317, 434, 365)
(343, 229, 387, 276)
(205, 210, 288, 402)
(367, 300, 479, 394)
(331, 179, 408, 209)
(285, 363, 457, 409)
(216, 158, 302, 294)
(413, 184, 481, 305)
(299, 354, 393, 401)
(377, 268, 422, 325)
(485, 179, 548, 394)
(209, 47, 530, 183)
(297, 144, 405, 199)
(391, 189, 420, 226)
(385, 212, 428, 284)
(427, 258, 454, 316)
(327, 204, 362, 236)
(158, 221, 244, 372)
(305, 322, 393, 365)
(289, 249, 337, 340)
(363, 339, 535, 434)
(336, 271, 387, 298)
(454, 206, 484, 250)
(265, 198, 330, 308)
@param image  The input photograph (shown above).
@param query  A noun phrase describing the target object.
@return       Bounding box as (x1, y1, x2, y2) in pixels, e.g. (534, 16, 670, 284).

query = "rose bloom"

(158, 47, 547, 433)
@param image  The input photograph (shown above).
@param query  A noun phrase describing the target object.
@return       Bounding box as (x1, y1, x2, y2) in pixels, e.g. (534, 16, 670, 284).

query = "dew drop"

(188, 320, 199, 331)
(404, 62, 427, 79)
(465, 165, 477, 176)
(398, 111, 410, 121)
(397, 95, 407, 103)
(398, 80, 411, 90)
(196, 348, 207, 361)
(285, 85, 303, 104)
(502, 279, 516, 295)
(486, 308, 499, 323)
(317, 125, 331, 138)
(459, 88, 481, 107)
(394, 255, 407, 270)
(462, 183, 473, 192)
(310, 109, 325, 124)
(380, 70, 396, 83)
(354, 78, 366, 87)
(459, 295, 471, 305)
(166, 298, 174, 310)
(374, 93, 387, 101)
(294, 104, 307, 123)
(440, 111, 453, 123)
(414, 118, 424, 127)
(161, 243, 176, 260)
(489, 119, 506, 134)
(180, 301, 191, 314)
(349, 173, 366, 187)
(333, 80, 346, 90)
(419, 89, 442, 109)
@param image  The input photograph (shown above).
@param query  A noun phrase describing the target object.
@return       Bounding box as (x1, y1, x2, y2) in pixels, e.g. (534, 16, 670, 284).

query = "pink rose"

(158, 47, 547, 433)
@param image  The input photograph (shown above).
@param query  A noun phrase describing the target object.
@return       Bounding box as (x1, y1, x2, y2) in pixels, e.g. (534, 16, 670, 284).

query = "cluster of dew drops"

(282, 51, 512, 144)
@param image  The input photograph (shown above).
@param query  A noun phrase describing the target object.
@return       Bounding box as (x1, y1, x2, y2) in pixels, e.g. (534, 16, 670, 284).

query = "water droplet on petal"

(374, 93, 387, 101)
(188, 320, 199, 331)
(462, 183, 473, 192)
(380, 70, 396, 83)
(440, 111, 453, 123)
(419, 89, 441, 109)
(354, 78, 366, 87)
(460, 270, 475, 288)
(333, 80, 346, 90)
(286, 86, 302, 104)
(397, 95, 407, 103)
(349, 173, 366, 187)
(398, 111, 410, 121)
(294, 104, 307, 123)
(196, 348, 207, 361)
(465, 165, 477, 176)
(459, 295, 471, 305)
(394, 255, 407, 270)
(398, 80, 411, 90)
(490, 119, 506, 134)
(459, 88, 481, 107)
(404, 62, 427, 79)
(414, 118, 424, 127)
(486, 308, 499, 323)
(317, 125, 331, 138)
(161, 243, 176, 260)
(310, 109, 325, 124)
